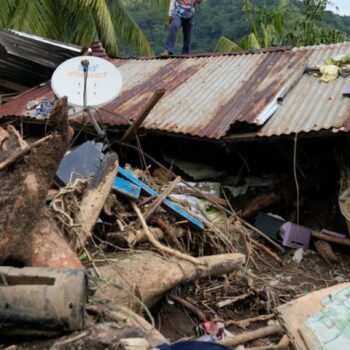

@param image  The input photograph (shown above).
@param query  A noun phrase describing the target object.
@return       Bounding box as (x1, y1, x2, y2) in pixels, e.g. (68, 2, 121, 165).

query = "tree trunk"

(74, 153, 119, 250)
(0, 97, 81, 268)
(96, 251, 245, 311)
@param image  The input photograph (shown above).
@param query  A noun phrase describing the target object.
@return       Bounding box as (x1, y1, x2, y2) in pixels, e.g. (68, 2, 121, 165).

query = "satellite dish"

(51, 56, 123, 107)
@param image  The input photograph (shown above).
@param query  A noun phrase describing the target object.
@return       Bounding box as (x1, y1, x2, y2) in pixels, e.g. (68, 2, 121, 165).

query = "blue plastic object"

(113, 177, 141, 200)
(118, 167, 204, 230)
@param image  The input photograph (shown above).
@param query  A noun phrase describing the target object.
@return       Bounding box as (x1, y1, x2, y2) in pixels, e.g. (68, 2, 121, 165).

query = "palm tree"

(0, 0, 169, 56)
(216, 0, 288, 52)
(216, 0, 348, 52)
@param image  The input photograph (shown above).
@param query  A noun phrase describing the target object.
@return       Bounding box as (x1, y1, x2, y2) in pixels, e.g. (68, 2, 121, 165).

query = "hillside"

(124, 0, 350, 55)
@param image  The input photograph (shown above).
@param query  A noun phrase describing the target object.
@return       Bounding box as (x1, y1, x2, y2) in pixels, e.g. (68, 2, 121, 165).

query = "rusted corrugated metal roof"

(257, 42, 350, 137)
(1, 42, 350, 140)
(96, 48, 309, 139)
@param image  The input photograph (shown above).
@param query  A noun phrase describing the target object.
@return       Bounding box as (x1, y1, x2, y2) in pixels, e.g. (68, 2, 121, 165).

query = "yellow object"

(318, 64, 339, 82)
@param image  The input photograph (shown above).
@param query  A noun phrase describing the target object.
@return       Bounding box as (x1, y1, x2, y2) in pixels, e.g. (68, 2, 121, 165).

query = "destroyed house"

(2, 32, 350, 350)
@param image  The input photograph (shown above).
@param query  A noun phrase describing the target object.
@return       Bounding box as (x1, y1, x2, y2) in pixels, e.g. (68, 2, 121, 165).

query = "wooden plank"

(118, 167, 204, 230)
(121, 89, 165, 141)
(113, 176, 141, 200)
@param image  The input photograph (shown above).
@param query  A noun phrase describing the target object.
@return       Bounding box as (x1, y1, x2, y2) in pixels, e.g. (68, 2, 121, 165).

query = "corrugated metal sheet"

(2, 42, 350, 140)
(96, 48, 308, 139)
(0, 30, 80, 94)
(257, 42, 350, 137)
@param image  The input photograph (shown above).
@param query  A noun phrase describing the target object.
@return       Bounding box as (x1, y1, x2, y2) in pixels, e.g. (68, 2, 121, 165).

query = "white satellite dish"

(52, 56, 123, 108)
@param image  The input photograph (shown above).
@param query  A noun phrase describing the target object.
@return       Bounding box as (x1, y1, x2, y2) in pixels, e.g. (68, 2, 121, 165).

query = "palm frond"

(106, 0, 154, 56)
(0, 0, 17, 28)
(216, 36, 242, 52)
(9, 0, 61, 40)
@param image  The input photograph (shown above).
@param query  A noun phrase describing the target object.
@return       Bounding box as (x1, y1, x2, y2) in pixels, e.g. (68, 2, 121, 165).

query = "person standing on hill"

(162, 0, 202, 56)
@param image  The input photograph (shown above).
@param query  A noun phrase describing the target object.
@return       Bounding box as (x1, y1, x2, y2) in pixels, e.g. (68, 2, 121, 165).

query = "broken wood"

(169, 294, 207, 322)
(248, 335, 290, 350)
(311, 230, 350, 246)
(143, 176, 182, 221)
(220, 325, 282, 347)
(240, 192, 282, 219)
(0, 97, 79, 267)
(74, 153, 119, 250)
(121, 89, 165, 141)
(314, 240, 338, 265)
(156, 218, 184, 252)
(107, 227, 164, 247)
(216, 293, 250, 308)
(251, 239, 283, 266)
(96, 250, 245, 311)
(0, 135, 52, 171)
(85, 304, 167, 347)
(131, 201, 201, 266)
(225, 314, 275, 329)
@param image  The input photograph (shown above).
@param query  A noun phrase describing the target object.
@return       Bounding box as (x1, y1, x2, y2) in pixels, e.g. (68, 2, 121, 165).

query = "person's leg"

(181, 16, 193, 55)
(165, 14, 181, 54)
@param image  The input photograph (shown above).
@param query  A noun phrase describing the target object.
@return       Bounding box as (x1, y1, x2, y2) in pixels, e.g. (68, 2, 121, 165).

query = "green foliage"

(0, 0, 167, 56)
(216, 0, 349, 52)
(126, 0, 350, 55)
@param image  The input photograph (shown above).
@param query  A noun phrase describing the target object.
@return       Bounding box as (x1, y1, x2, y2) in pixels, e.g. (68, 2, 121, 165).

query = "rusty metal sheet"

(95, 49, 308, 139)
(2, 42, 350, 140)
(258, 42, 350, 137)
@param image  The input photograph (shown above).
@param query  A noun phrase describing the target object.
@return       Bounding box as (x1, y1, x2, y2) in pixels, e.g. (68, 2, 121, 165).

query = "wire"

(293, 133, 300, 225)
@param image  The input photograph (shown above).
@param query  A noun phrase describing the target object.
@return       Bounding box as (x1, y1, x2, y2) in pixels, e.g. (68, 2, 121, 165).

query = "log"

(220, 325, 282, 347)
(314, 240, 337, 265)
(311, 230, 350, 246)
(121, 89, 165, 141)
(31, 213, 82, 269)
(0, 98, 80, 268)
(96, 250, 245, 312)
(240, 192, 282, 219)
(74, 153, 119, 250)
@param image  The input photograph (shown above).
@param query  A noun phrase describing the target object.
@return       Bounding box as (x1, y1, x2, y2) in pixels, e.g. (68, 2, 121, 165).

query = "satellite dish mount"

(81, 59, 104, 137)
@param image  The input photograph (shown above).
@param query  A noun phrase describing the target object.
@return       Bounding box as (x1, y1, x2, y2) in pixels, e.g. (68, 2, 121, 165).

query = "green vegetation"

(0, 0, 349, 56)
(0, 0, 168, 56)
(125, 0, 350, 55)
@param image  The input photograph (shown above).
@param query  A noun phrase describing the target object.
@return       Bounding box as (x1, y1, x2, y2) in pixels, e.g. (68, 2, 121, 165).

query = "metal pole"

(81, 59, 104, 137)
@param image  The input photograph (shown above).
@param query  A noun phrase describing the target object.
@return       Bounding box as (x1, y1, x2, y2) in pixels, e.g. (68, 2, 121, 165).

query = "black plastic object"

(255, 212, 285, 242)
(56, 141, 103, 186)
(0, 267, 87, 335)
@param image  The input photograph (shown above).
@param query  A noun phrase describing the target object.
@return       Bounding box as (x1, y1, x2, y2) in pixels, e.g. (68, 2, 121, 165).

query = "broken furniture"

(0, 267, 87, 335)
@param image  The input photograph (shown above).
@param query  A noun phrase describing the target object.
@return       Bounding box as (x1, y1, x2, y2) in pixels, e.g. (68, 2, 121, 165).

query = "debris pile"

(1, 96, 350, 350)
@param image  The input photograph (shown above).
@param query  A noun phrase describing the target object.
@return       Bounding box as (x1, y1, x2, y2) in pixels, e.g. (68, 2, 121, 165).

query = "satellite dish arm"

(81, 59, 105, 137)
